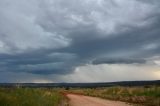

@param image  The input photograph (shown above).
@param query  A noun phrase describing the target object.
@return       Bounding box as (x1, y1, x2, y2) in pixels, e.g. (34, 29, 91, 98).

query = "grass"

(1, 86, 160, 106)
(68, 86, 160, 106)
(0, 87, 68, 106)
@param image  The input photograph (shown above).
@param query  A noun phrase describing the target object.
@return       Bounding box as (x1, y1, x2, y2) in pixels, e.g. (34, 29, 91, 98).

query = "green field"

(0, 88, 68, 106)
(68, 86, 160, 106)
(0, 86, 160, 106)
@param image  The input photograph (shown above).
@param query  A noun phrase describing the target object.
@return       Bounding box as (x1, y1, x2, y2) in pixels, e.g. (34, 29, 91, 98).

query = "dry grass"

(0, 88, 67, 106)
(68, 86, 160, 106)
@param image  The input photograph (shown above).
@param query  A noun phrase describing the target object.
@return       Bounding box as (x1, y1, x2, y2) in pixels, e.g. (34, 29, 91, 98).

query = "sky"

(0, 0, 160, 83)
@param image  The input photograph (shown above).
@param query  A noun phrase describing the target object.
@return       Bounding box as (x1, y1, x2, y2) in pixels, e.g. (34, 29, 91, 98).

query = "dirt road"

(67, 94, 132, 106)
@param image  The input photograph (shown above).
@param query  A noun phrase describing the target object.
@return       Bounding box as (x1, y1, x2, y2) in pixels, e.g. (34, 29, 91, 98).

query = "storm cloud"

(92, 58, 146, 65)
(0, 0, 160, 82)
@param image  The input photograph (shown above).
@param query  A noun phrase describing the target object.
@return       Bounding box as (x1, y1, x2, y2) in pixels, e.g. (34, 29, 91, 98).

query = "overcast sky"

(0, 0, 160, 83)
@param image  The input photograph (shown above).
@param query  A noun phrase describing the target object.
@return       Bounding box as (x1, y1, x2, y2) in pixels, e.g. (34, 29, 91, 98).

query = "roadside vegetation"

(68, 86, 160, 106)
(0, 88, 68, 106)
(1, 86, 160, 106)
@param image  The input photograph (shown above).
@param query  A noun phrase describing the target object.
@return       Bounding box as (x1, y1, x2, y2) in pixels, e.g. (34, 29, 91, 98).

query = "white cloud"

(36, 0, 159, 36)
(58, 64, 160, 82)
(0, 0, 158, 54)
(0, 0, 71, 54)
(89, 0, 157, 35)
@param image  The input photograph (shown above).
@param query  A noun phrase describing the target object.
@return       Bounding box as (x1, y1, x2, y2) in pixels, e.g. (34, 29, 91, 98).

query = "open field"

(67, 86, 160, 106)
(0, 88, 68, 106)
(0, 83, 160, 106)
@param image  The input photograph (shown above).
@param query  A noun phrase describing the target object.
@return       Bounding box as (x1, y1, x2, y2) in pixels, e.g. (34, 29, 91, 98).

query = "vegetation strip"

(0, 88, 66, 106)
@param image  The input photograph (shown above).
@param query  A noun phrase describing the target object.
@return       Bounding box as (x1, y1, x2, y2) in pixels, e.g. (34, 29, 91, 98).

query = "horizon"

(0, 0, 160, 83)
(0, 79, 160, 84)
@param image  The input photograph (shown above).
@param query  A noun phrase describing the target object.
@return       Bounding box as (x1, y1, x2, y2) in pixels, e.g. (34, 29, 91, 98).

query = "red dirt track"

(67, 93, 132, 106)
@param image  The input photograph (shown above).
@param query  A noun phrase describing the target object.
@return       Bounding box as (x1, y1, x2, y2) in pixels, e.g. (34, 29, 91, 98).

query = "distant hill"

(0, 80, 160, 88)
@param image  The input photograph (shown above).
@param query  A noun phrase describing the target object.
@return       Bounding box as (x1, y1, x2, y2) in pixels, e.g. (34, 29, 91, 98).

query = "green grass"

(68, 86, 160, 106)
(0, 88, 67, 106)
(1, 86, 160, 106)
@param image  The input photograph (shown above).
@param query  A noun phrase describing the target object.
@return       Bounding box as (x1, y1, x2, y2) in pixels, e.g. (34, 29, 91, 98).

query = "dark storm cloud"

(59, 19, 160, 59)
(0, 51, 78, 74)
(0, 0, 160, 77)
(92, 58, 146, 65)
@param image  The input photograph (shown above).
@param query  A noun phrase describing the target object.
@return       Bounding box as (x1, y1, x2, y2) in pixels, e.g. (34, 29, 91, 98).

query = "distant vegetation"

(0, 80, 159, 88)
(0, 88, 67, 106)
(68, 86, 160, 106)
